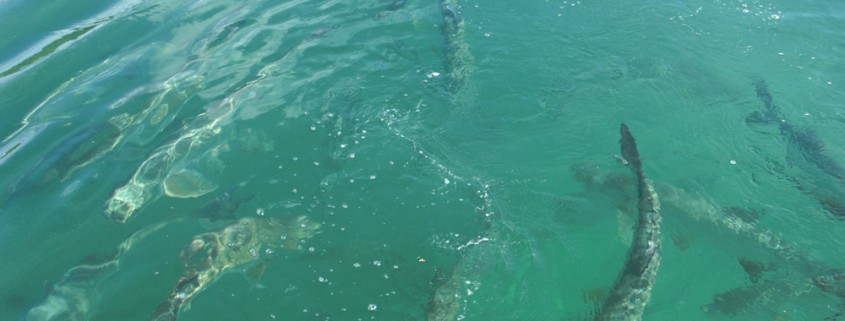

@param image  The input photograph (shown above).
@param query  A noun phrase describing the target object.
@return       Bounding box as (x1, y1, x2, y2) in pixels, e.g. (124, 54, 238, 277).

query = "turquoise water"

(2, 0, 845, 320)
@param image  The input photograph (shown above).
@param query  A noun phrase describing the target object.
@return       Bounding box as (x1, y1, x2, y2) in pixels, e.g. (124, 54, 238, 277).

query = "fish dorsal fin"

(738, 257, 777, 283)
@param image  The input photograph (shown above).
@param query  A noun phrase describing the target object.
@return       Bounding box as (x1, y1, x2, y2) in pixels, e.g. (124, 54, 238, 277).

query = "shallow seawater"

(1, 0, 845, 320)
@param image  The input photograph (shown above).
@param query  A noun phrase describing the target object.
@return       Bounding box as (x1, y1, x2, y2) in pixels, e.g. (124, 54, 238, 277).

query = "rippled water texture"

(1, 0, 845, 320)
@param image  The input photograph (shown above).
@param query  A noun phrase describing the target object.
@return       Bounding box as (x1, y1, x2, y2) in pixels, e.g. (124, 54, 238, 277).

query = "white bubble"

(367, 304, 377, 311)
(256, 208, 265, 216)
(373, 260, 382, 266)
(730, 160, 737, 165)
(353, 262, 361, 268)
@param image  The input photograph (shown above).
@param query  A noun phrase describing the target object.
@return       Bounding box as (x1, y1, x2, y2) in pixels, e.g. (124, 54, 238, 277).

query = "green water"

(2, 0, 845, 320)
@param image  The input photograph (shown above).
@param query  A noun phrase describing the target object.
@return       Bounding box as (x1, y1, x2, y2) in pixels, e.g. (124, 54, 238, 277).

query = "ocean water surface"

(2, 0, 845, 320)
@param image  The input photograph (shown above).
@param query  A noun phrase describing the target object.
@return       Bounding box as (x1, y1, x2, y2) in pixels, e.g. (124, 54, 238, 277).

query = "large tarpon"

(25, 219, 177, 321)
(439, 0, 473, 94)
(573, 162, 845, 317)
(592, 124, 662, 321)
(749, 79, 845, 218)
(150, 216, 320, 321)
(3, 117, 127, 205)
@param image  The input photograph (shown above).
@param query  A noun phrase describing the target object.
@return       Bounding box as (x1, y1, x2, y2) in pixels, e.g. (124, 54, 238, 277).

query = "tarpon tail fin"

(753, 78, 775, 112)
(619, 123, 643, 174)
(150, 299, 179, 321)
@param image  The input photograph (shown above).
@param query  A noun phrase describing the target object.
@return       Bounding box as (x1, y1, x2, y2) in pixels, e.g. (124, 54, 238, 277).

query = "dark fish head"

(618, 123, 642, 172)
(306, 27, 333, 40)
(819, 198, 845, 219)
(442, 5, 460, 24)
(814, 271, 845, 298)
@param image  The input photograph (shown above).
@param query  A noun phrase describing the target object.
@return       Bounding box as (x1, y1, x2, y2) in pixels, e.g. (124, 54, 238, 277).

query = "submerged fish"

(25, 220, 175, 321)
(748, 79, 845, 218)
(5, 118, 125, 201)
(573, 158, 845, 317)
(150, 216, 320, 321)
(193, 185, 254, 222)
(593, 124, 662, 321)
(814, 270, 845, 298)
(104, 117, 227, 223)
(439, 0, 473, 94)
(426, 266, 464, 321)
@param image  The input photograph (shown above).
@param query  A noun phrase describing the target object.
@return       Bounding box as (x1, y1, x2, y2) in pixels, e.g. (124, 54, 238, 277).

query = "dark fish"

(749, 79, 845, 218)
(814, 270, 845, 298)
(439, 0, 473, 94)
(150, 216, 320, 321)
(193, 186, 254, 221)
(593, 124, 662, 321)
(701, 284, 761, 316)
(5, 121, 122, 199)
(426, 266, 462, 321)
(573, 149, 845, 317)
(701, 272, 811, 318)
(26, 220, 175, 321)
(206, 19, 257, 50)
